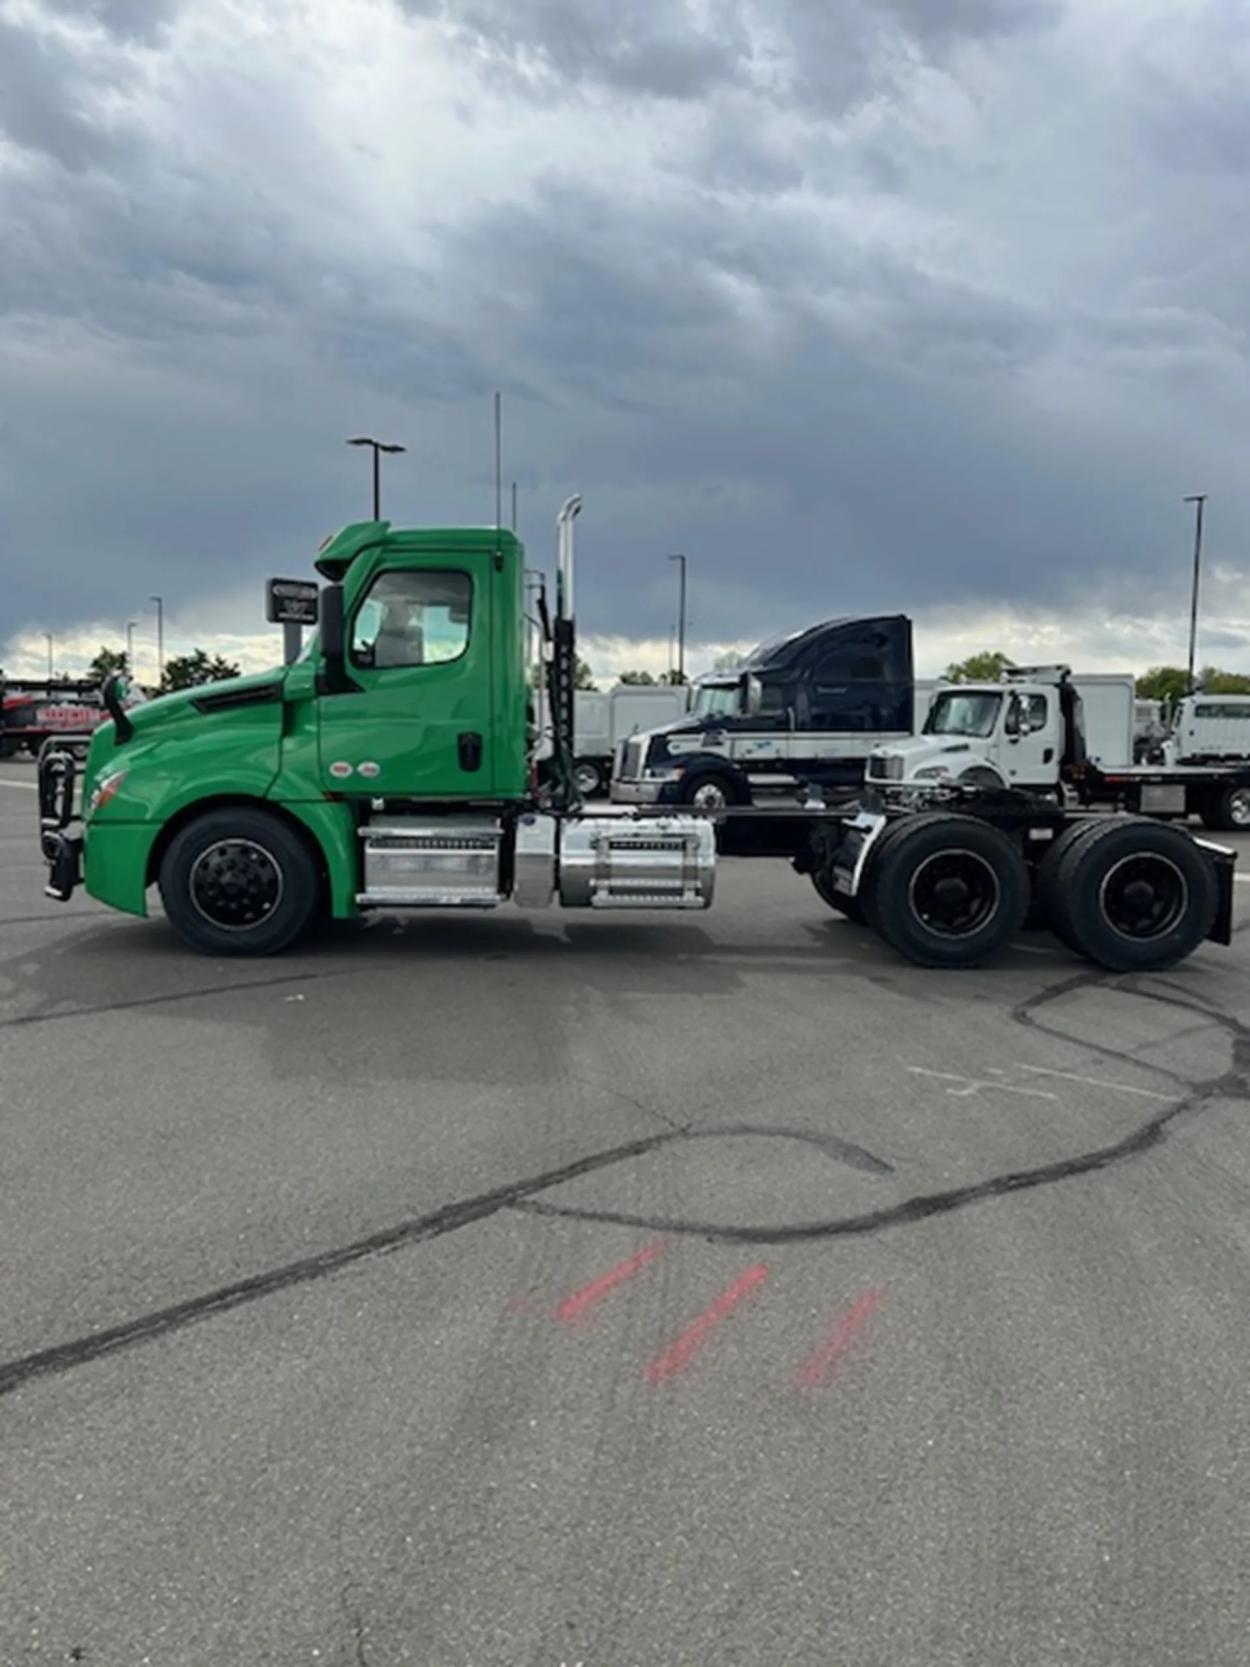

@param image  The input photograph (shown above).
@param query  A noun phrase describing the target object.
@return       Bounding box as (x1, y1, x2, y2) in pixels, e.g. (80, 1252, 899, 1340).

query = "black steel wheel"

(868, 814, 1029, 967)
(159, 807, 321, 956)
(1044, 818, 1217, 971)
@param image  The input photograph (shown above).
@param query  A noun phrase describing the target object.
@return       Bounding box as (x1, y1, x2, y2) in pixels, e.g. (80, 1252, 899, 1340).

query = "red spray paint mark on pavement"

(794, 1287, 884, 1391)
(554, 1242, 665, 1326)
(644, 1263, 770, 1382)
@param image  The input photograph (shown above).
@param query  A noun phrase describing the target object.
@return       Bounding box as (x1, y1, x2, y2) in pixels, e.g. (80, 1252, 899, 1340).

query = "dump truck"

(37, 503, 1235, 972)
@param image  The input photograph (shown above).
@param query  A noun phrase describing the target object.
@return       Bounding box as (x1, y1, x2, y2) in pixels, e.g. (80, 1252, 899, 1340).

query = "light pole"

(668, 553, 688, 685)
(346, 436, 405, 520)
(44, 631, 53, 679)
(150, 595, 164, 686)
(1184, 494, 1207, 694)
(126, 620, 137, 677)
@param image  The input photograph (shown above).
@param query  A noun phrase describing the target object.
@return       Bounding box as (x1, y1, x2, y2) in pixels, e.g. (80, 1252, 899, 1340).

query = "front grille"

(619, 739, 644, 779)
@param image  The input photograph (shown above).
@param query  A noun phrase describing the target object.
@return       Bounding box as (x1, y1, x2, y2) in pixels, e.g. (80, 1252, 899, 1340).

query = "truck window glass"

(925, 691, 1003, 738)
(691, 683, 739, 719)
(351, 571, 472, 669)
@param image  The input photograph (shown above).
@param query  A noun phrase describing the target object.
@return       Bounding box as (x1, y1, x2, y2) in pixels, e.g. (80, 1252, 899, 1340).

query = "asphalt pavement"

(3, 758, 1250, 1666)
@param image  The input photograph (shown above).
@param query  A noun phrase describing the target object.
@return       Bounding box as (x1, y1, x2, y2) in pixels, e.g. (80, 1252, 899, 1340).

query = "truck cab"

(867, 676, 1068, 792)
(612, 614, 917, 809)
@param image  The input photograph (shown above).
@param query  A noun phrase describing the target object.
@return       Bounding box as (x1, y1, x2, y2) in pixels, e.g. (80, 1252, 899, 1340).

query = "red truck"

(0, 680, 106, 759)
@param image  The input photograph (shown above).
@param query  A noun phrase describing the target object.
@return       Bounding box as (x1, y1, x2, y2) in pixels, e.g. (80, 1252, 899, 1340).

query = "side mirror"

(102, 671, 134, 743)
(317, 584, 354, 694)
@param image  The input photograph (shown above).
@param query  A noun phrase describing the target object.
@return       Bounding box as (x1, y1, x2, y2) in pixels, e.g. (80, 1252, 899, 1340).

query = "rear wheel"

(158, 807, 321, 956)
(867, 814, 1029, 967)
(810, 866, 866, 924)
(1042, 818, 1216, 971)
(1037, 819, 1108, 952)
(1200, 784, 1250, 832)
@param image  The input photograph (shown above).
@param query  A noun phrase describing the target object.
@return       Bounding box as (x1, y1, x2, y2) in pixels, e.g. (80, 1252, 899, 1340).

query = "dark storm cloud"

(2, 0, 1249, 671)
(408, 0, 1062, 106)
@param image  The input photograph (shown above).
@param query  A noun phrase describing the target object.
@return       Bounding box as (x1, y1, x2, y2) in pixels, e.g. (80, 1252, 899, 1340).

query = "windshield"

(691, 682, 741, 719)
(925, 690, 1003, 738)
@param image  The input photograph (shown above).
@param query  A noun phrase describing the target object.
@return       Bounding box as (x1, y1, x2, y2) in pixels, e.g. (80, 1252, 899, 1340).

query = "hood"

(869, 735, 974, 779)
(127, 666, 288, 733)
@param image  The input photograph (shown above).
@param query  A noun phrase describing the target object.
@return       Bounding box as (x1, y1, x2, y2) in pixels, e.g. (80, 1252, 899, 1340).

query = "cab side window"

(351, 570, 472, 669)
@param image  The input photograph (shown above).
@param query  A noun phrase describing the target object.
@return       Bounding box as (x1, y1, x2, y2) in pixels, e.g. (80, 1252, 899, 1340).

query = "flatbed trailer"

(35, 501, 1236, 973)
(1083, 763, 1250, 830)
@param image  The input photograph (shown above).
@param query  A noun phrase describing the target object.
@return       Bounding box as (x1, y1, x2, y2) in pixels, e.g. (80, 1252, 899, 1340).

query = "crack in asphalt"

(0, 966, 1242, 1401)
(0, 968, 361, 1029)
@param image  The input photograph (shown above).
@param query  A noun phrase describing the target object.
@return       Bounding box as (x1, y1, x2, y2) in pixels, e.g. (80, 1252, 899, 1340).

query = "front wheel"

(677, 771, 744, 811)
(158, 808, 321, 956)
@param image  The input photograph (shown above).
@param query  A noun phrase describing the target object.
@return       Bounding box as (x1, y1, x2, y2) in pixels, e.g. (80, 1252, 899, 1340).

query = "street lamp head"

(346, 436, 373, 447)
(378, 442, 405, 454)
(1184, 493, 1207, 503)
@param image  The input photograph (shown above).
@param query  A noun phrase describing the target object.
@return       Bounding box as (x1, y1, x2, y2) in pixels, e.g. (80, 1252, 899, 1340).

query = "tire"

(810, 866, 866, 924)
(1044, 818, 1217, 972)
(573, 758, 606, 799)
(158, 807, 321, 956)
(1037, 818, 1109, 953)
(868, 814, 1030, 968)
(1199, 784, 1250, 832)
(676, 771, 745, 811)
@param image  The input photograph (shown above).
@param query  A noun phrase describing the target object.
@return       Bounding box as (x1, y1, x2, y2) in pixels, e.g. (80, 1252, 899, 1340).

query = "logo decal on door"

(329, 760, 353, 779)
(358, 761, 381, 779)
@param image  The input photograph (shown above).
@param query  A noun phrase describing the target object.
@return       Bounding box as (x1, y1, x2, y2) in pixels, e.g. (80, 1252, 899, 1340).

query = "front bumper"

(610, 777, 668, 805)
(37, 742, 83, 901)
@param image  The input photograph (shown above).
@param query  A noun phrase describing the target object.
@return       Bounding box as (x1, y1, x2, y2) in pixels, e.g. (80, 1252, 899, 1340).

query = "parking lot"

(4, 757, 1250, 1666)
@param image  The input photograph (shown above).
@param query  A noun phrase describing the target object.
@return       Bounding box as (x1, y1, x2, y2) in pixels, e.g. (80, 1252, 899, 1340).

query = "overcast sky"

(2, 0, 1248, 683)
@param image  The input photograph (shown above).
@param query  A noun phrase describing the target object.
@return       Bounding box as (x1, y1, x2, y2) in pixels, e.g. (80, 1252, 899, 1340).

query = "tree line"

(943, 652, 1250, 700)
(87, 645, 242, 694)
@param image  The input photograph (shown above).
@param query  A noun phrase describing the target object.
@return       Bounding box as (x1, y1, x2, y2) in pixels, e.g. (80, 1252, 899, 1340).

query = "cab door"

(1001, 689, 1059, 784)
(318, 555, 495, 797)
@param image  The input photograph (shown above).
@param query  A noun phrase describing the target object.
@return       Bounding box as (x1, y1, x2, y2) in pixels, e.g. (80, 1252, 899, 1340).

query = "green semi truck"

(37, 499, 1236, 971)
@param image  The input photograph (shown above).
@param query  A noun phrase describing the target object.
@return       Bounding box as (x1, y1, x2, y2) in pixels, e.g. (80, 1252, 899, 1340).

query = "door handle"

(458, 732, 483, 772)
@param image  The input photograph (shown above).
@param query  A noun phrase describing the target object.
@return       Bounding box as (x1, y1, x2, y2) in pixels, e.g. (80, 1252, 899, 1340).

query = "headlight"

(868, 755, 904, 781)
(913, 765, 951, 780)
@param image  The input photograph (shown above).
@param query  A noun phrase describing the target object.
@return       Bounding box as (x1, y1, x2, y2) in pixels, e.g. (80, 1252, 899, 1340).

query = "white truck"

(534, 683, 688, 798)
(1165, 695, 1250, 768)
(867, 666, 1250, 830)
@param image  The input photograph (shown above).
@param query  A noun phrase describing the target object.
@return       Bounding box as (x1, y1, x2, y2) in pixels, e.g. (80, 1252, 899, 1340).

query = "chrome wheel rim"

(691, 780, 728, 810)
